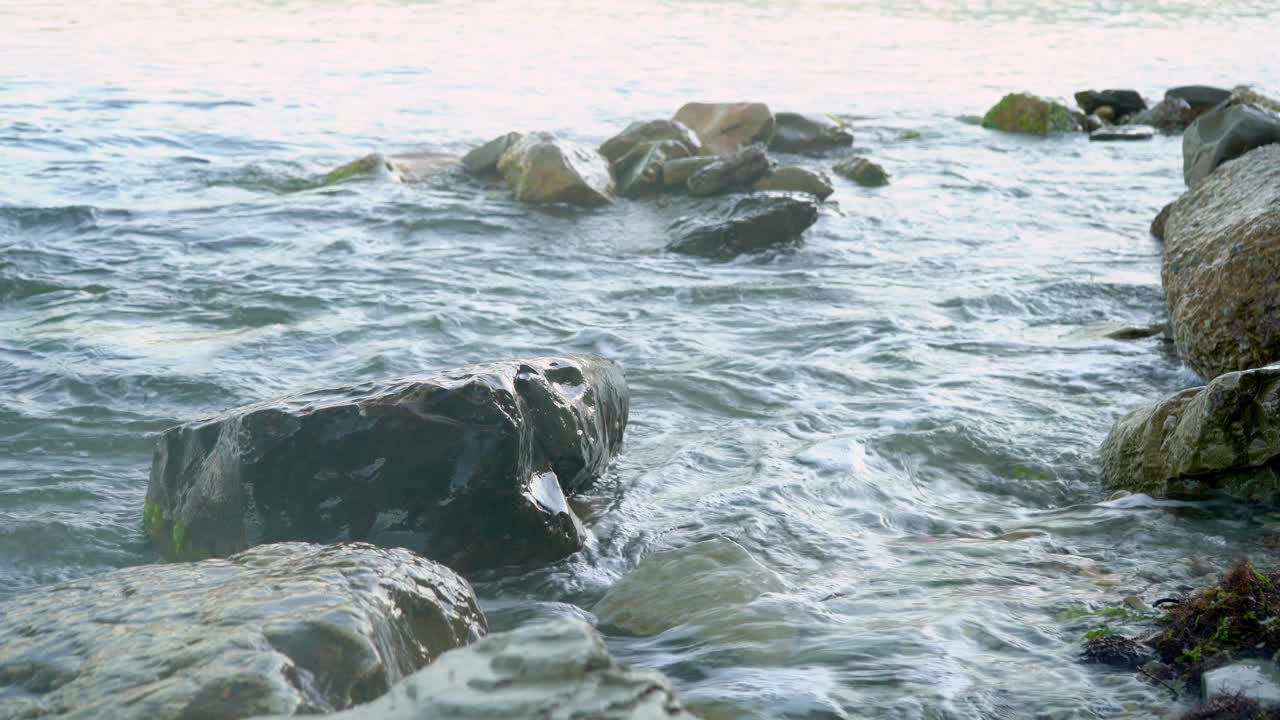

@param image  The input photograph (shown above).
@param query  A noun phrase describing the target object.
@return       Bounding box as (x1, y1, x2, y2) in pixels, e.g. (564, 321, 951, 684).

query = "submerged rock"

(386, 151, 458, 181)
(1166, 85, 1232, 118)
(1182, 102, 1280, 188)
(598, 119, 700, 166)
(981, 93, 1077, 135)
(1164, 144, 1280, 377)
(614, 139, 690, 198)
(661, 156, 720, 188)
(1089, 126, 1154, 142)
(144, 354, 629, 569)
(1099, 364, 1280, 502)
(833, 156, 890, 187)
(1104, 323, 1167, 340)
(0, 543, 485, 720)
(686, 144, 772, 196)
(673, 101, 775, 156)
(593, 537, 787, 636)
(1075, 89, 1146, 117)
(321, 154, 402, 185)
(667, 193, 819, 260)
(751, 165, 834, 199)
(462, 132, 523, 175)
(254, 620, 697, 720)
(496, 132, 615, 206)
(769, 112, 854, 154)
(1127, 96, 1195, 132)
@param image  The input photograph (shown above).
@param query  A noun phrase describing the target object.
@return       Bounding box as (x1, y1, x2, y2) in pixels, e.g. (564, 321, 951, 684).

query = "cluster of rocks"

(326, 101, 895, 260)
(980, 84, 1244, 143)
(0, 354, 706, 719)
(1098, 88, 1280, 504)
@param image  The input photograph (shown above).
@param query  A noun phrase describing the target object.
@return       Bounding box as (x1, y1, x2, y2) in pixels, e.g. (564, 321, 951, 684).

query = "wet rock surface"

(1090, 125, 1155, 141)
(673, 101, 775, 156)
(667, 193, 820, 260)
(1099, 364, 1280, 501)
(1128, 96, 1196, 132)
(598, 119, 700, 166)
(1166, 85, 1232, 117)
(1182, 103, 1280, 188)
(614, 139, 690, 198)
(751, 165, 834, 199)
(1074, 89, 1147, 117)
(0, 543, 486, 720)
(661, 156, 719, 188)
(496, 132, 615, 206)
(981, 93, 1077, 134)
(145, 355, 629, 569)
(252, 620, 697, 720)
(462, 132, 523, 175)
(686, 144, 772, 196)
(1151, 202, 1172, 241)
(769, 112, 853, 154)
(833, 156, 890, 186)
(1164, 144, 1280, 378)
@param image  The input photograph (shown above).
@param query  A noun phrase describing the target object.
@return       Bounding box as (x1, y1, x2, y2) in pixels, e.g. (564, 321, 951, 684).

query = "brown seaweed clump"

(1155, 559, 1280, 681)
(1181, 695, 1280, 720)
(1083, 634, 1147, 668)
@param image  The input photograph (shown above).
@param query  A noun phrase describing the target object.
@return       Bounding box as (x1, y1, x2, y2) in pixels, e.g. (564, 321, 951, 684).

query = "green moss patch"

(981, 93, 1076, 135)
(1155, 559, 1280, 683)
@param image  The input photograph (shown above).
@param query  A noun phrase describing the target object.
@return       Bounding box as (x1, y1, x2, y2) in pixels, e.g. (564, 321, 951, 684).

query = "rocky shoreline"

(3, 87, 1278, 719)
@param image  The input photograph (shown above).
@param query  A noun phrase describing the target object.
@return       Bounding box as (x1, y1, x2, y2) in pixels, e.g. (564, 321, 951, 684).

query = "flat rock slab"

(253, 620, 697, 720)
(0, 543, 486, 720)
(1164, 144, 1280, 378)
(667, 192, 819, 260)
(1089, 126, 1155, 142)
(1099, 363, 1280, 502)
(145, 354, 629, 570)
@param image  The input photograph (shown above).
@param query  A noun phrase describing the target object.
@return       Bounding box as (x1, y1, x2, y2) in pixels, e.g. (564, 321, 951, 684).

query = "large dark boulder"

(686, 145, 772, 196)
(769, 112, 854, 154)
(0, 543, 486, 720)
(667, 192, 819, 260)
(144, 355, 629, 569)
(1163, 144, 1280, 379)
(1074, 89, 1147, 117)
(254, 620, 699, 720)
(1166, 85, 1232, 118)
(1099, 364, 1280, 503)
(1182, 102, 1280, 188)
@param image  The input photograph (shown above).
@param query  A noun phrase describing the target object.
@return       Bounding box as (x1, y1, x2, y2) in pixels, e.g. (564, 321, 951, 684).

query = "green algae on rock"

(981, 93, 1077, 135)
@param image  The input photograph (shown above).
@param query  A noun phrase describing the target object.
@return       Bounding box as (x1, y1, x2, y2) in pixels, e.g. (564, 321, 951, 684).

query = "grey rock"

(1166, 85, 1232, 117)
(673, 102, 775, 156)
(144, 355, 629, 570)
(1127, 96, 1195, 132)
(1150, 201, 1172, 241)
(598, 119, 700, 166)
(496, 132, 615, 206)
(0, 543, 486, 720)
(1099, 363, 1280, 502)
(1089, 125, 1154, 142)
(462, 132, 523, 175)
(1202, 661, 1280, 706)
(661, 156, 719, 188)
(614, 140, 690, 198)
(833, 156, 890, 187)
(252, 620, 697, 720)
(1104, 323, 1167, 340)
(1182, 102, 1280, 188)
(387, 152, 459, 181)
(667, 192, 819, 260)
(769, 112, 854, 154)
(751, 166, 834, 199)
(1075, 89, 1147, 117)
(1164, 144, 1280, 378)
(686, 145, 772, 196)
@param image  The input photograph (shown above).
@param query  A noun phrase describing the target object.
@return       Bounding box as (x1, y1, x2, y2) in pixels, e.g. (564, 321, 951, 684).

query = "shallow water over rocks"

(3, 1, 1280, 717)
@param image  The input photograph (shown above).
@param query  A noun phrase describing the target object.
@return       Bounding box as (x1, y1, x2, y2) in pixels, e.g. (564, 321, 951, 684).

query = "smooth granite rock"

(496, 132, 615, 206)
(981, 93, 1077, 135)
(769, 112, 853, 154)
(1099, 363, 1280, 502)
(144, 355, 629, 569)
(1182, 102, 1280, 188)
(686, 145, 772, 196)
(673, 102, 775, 156)
(614, 139, 691, 198)
(1075, 89, 1147, 117)
(667, 193, 819, 260)
(833, 156, 890, 187)
(598, 119, 700, 166)
(751, 166, 834, 199)
(1164, 144, 1280, 377)
(593, 538, 787, 636)
(252, 620, 697, 720)
(462, 132, 523, 175)
(0, 543, 486, 720)
(1166, 85, 1232, 117)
